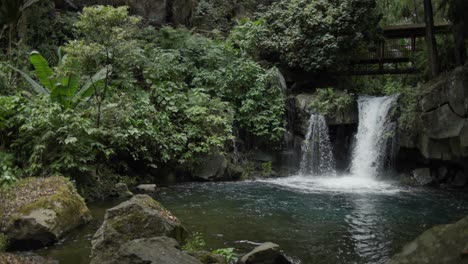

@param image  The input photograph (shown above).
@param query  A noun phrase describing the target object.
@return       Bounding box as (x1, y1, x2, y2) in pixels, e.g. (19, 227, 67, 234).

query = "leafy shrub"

(212, 248, 237, 264)
(309, 88, 354, 116)
(182, 232, 207, 252)
(235, 0, 381, 72)
(0, 152, 17, 188)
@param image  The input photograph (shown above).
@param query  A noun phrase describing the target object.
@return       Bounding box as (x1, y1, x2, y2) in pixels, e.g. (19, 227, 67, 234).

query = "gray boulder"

(90, 195, 188, 264)
(388, 216, 468, 264)
(238, 242, 291, 264)
(114, 236, 202, 264)
(412, 168, 433, 186)
(115, 182, 134, 198)
(192, 152, 228, 181)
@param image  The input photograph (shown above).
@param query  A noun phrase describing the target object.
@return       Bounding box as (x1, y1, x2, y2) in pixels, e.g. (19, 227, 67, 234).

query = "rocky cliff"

(396, 65, 468, 188)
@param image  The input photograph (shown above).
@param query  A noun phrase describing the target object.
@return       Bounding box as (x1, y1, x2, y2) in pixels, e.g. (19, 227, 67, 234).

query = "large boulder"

(238, 242, 291, 264)
(90, 195, 188, 264)
(0, 176, 91, 250)
(191, 152, 228, 181)
(111, 236, 202, 264)
(388, 216, 468, 264)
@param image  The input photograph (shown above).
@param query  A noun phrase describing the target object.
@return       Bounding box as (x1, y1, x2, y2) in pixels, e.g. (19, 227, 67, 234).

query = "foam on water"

(259, 175, 401, 194)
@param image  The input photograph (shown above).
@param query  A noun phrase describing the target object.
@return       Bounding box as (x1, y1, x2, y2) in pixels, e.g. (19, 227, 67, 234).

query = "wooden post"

(423, 0, 440, 77)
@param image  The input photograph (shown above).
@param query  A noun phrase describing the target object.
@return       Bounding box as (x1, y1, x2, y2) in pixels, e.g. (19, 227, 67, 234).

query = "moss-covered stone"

(90, 195, 188, 264)
(0, 176, 91, 250)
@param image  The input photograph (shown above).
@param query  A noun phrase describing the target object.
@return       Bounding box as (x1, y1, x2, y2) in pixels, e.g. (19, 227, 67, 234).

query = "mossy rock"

(389, 215, 468, 264)
(90, 195, 188, 264)
(0, 253, 58, 264)
(0, 176, 91, 250)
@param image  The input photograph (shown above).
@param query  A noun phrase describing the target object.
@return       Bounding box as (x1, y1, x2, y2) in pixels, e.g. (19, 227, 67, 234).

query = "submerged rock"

(238, 242, 291, 264)
(114, 236, 202, 264)
(389, 216, 468, 264)
(0, 253, 58, 264)
(90, 195, 188, 264)
(0, 176, 91, 250)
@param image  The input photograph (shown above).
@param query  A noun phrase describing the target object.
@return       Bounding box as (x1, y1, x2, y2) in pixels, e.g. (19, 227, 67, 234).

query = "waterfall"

(299, 114, 336, 176)
(350, 96, 397, 178)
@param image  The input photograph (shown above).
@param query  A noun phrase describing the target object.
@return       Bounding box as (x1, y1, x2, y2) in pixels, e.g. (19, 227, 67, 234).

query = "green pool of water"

(36, 178, 468, 264)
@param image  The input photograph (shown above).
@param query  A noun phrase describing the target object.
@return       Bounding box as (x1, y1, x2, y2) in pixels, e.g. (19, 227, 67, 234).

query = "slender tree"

(424, 0, 440, 77)
(440, 0, 467, 66)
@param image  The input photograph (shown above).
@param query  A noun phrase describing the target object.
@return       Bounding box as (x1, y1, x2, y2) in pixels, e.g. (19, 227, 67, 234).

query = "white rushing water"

(299, 114, 336, 176)
(350, 95, 397, 179)
(262, 95, 398, 193)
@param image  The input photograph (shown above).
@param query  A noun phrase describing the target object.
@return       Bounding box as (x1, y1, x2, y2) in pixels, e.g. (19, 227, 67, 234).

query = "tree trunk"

(453, 20, 467, 66)
(423, 0, 440, 77)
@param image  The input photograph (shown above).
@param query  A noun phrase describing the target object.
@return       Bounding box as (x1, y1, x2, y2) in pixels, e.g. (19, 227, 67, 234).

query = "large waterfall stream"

(350, 96, 397, 179)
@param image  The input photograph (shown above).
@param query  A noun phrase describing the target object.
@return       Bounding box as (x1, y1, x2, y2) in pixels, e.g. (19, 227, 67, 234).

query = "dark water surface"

(37, 179, 468, 264)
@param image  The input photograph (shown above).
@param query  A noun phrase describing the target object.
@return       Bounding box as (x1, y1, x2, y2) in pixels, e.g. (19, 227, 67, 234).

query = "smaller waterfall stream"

(299, 114, 336, 176)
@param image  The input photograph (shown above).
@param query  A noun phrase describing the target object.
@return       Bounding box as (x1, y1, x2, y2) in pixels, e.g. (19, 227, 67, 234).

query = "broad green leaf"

(7, 65, 49, 94)
(29, 51, 54, 90)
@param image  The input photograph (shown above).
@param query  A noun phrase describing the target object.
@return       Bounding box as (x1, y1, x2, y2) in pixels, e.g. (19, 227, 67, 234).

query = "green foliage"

(0, 5, 285, 181)
(261, 161, 273, 177)
(383, 83, 421, 133)
(212, 248, 237, 264)
(11, 51, 108, 109)
(0, 151, 17, 188)
(413, 35, 461, 78)
(0, 233, 7, 252)
(309, 88, 354, 116)
(11, 97, 110, 176)
(182, 232, 207, 252)
(238, 0, 381, 72)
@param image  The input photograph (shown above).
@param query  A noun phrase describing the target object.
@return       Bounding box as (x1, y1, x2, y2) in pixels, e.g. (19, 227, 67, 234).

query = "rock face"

(111, 237, 202, 264)
(90, 195, 188, 264)
(397, 66, 468, 186)
(238, 242, 291, 264)
(191, 152, 228, 181)
(0, 176, 91, 250)
(388, 216, 468, 264)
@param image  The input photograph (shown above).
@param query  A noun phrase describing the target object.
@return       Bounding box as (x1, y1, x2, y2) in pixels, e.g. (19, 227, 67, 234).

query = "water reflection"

(340, 195, 391, 264)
